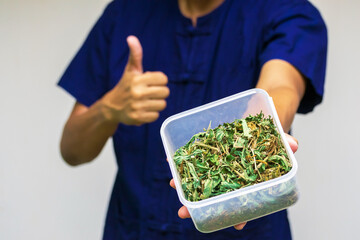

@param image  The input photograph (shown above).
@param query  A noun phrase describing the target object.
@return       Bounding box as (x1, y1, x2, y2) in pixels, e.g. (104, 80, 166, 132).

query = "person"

(58, 0, 327, 239)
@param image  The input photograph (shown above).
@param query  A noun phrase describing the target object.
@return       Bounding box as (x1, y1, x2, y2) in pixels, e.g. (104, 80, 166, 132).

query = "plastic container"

(160, 88, 298, 233)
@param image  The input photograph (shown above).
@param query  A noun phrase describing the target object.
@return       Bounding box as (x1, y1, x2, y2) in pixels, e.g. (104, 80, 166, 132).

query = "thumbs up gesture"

(101, 36, 170, 126)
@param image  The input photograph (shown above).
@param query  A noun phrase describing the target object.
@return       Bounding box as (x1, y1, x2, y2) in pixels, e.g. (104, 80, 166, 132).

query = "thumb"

(126, 35, 143, 73)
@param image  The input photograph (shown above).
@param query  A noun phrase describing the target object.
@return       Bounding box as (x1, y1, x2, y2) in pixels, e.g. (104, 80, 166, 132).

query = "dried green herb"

(173, 112, 292, 202)
(193, 180, 298, 232)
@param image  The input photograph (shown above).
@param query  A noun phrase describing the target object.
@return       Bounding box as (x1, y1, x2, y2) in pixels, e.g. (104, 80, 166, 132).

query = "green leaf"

(209, 154, 219, 165)
(247, 165, 254, 175)
(207, 129, 214, 139)
(241, 119, 252, 138)
(215, 128, 225, 142)
(186, 162, 200, 188)
(234, 137, 246, 148)
(203, 179, 214, 198)
(220, 181, 241, 190)
(269, 155, 290, 171)
(173, 154, 189, 165)
(191, 149, 203, 157)
(196, 162, 209, 172)
(226, 154, 235, 162)
(247, 174, 258, 182)
(254, 150, 264, 159)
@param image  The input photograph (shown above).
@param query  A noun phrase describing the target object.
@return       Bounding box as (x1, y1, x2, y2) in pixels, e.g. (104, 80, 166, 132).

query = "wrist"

(92, 99, 120, 132)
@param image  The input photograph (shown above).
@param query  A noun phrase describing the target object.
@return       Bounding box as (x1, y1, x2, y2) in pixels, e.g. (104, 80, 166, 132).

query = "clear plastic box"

(160, 88, 298, 233)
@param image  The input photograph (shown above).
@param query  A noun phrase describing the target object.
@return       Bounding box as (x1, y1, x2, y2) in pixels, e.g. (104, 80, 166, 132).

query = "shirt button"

(186, 26, 196, 36)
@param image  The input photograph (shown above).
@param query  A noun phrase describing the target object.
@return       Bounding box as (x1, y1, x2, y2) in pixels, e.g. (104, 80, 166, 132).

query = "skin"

(60, 0, 306, 231)
(177, 0, 225, 26)
(256, 60, 305, 133)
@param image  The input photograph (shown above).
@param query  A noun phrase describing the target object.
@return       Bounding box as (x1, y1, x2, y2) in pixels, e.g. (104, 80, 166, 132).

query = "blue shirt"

(58, 0, 327, 239)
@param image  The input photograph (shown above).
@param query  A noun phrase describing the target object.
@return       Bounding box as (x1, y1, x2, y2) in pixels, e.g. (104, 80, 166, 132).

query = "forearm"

(60, 101, 118, 166)
(256, 59, 306, 133)
(260, 87, 301, 133)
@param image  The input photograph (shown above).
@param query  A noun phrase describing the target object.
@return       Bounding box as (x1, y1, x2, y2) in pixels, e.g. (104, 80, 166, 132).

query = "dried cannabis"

(173, 112, 292, 202)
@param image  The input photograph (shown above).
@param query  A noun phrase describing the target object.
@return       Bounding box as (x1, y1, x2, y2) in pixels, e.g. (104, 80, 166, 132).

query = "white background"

(0, 0, 359, 239)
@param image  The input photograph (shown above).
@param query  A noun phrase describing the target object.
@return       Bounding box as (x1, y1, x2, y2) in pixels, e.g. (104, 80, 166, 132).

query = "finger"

(130, 111, 160, 124)
(131, 99, 167, 112)
(285, 133, 298, 153)
(234, 222, 247, 230)
(142, 71, 168, 86)
(142, 86, 170, 99)
(178, 206, 190, 219)
(169, 179, 176, 189)
(126, 35, 143, 73)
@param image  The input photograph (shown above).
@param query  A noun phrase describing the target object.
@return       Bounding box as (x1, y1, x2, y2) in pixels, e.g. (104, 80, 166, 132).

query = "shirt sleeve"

(259, 0, 327, 113)
(57, 1, 119, 107)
